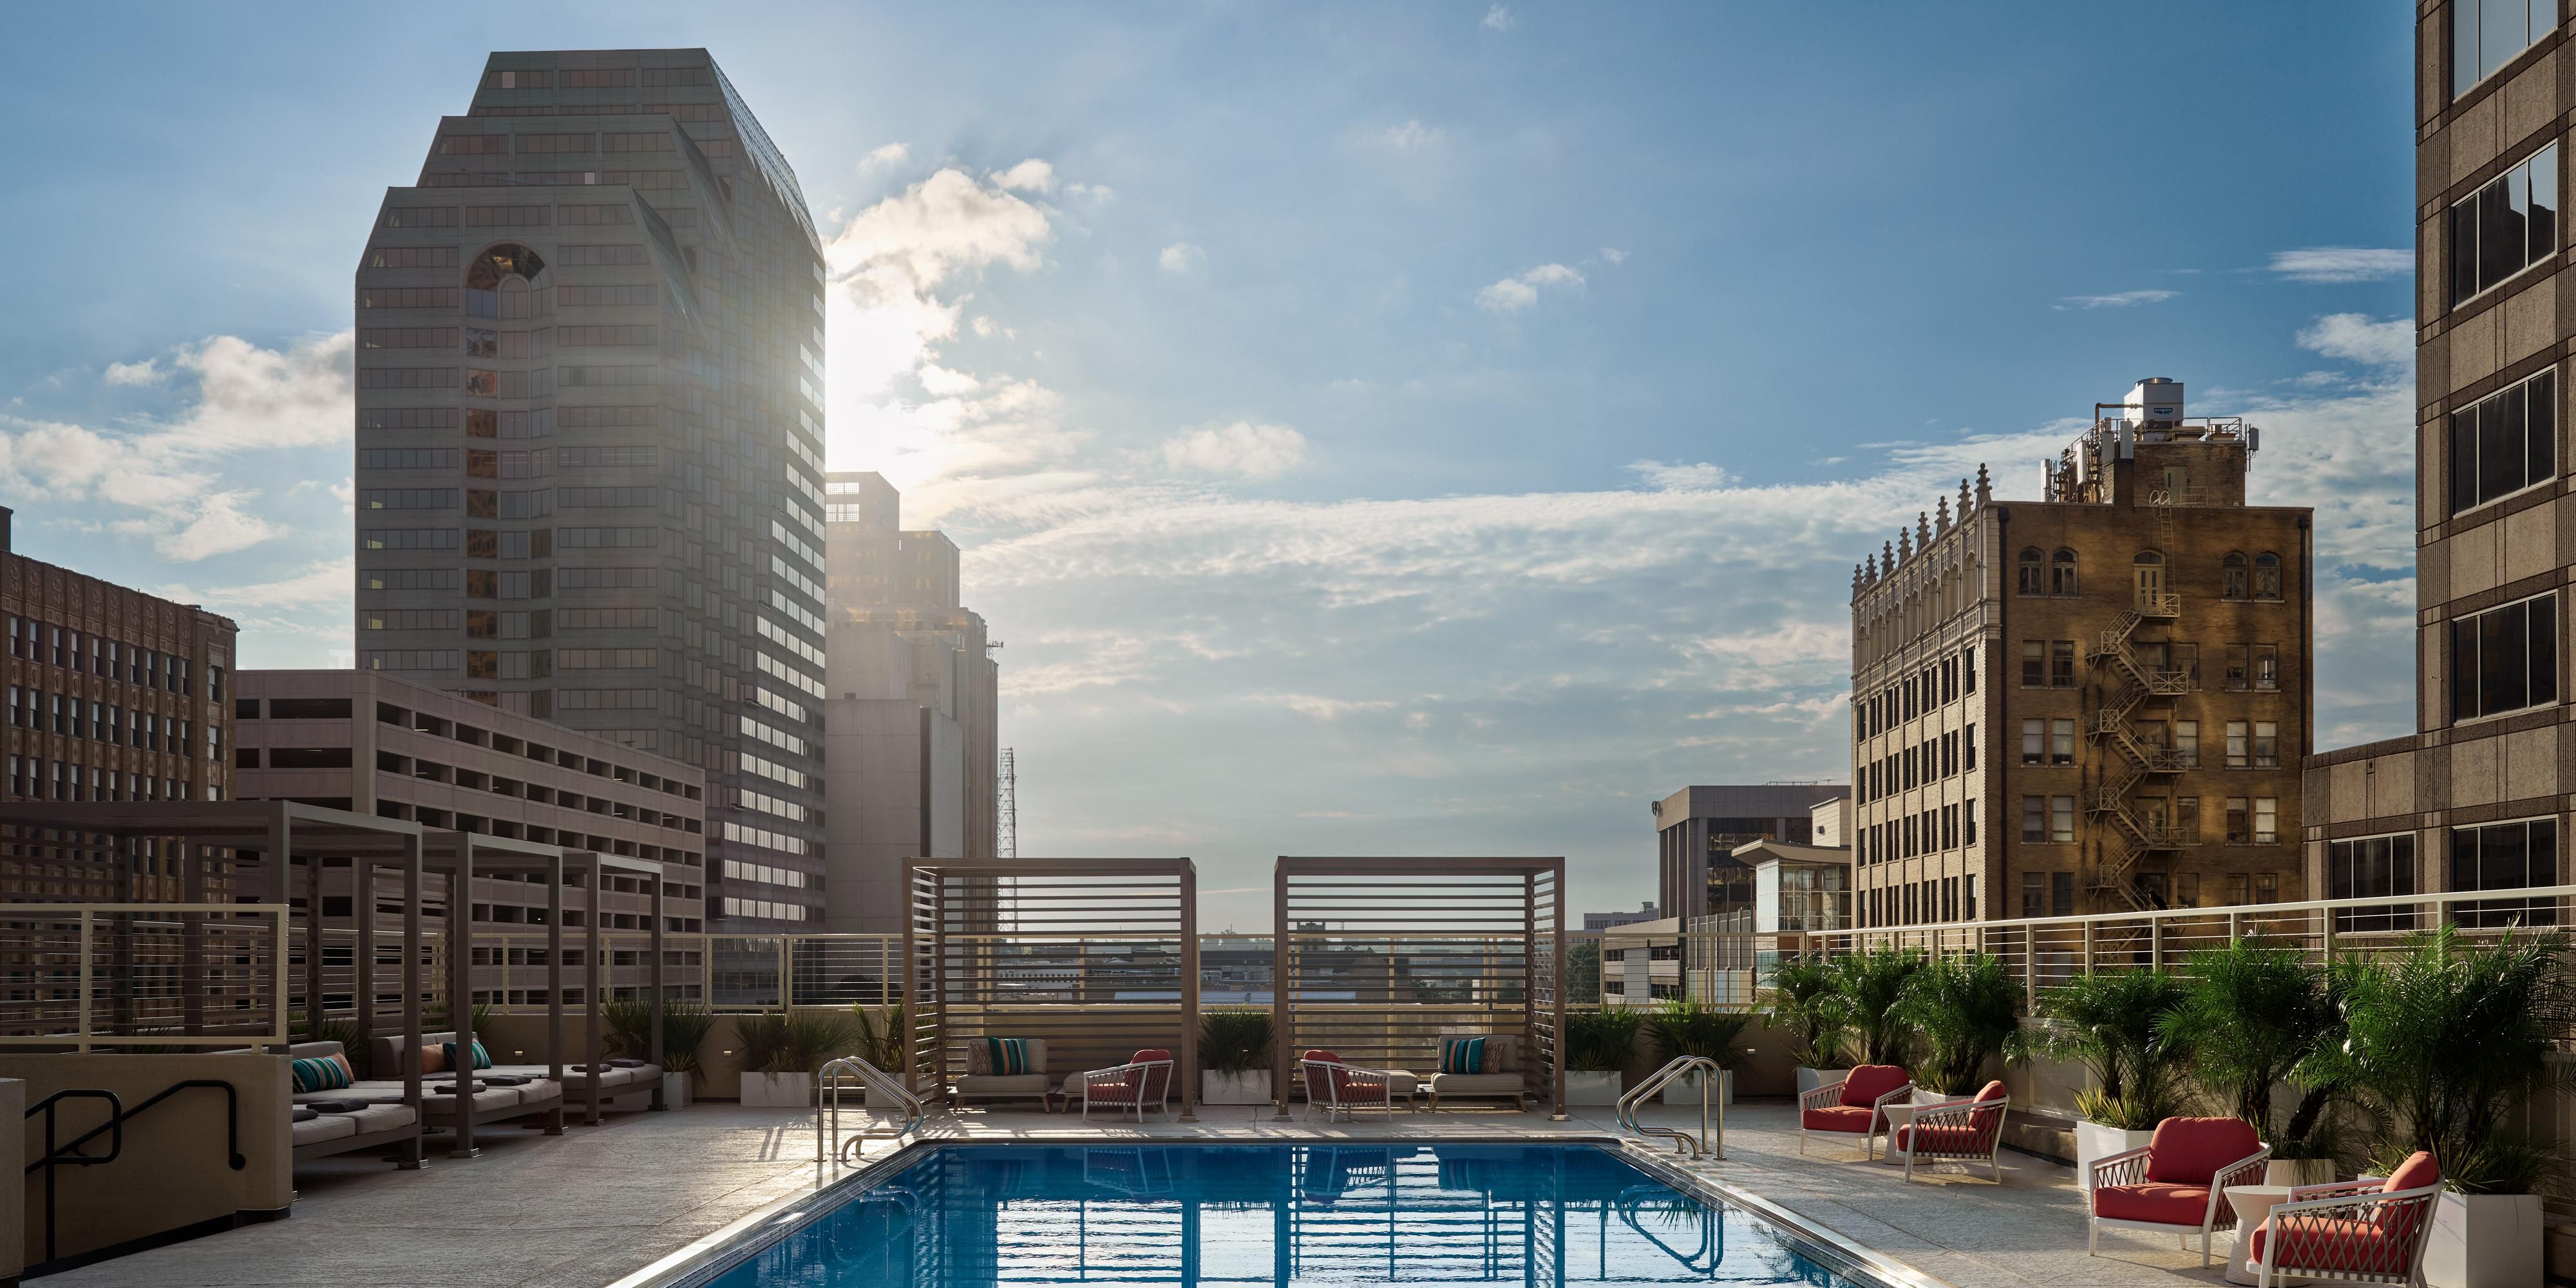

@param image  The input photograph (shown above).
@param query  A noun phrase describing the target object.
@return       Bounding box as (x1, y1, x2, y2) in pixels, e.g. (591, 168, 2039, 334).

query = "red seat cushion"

(1838, 1065, 1909, 1108)
(2248, 1217, 2410, 1271)
(1893, 1124, 1982, 1153)
(2093, 1182, 2211, 1226)
(2143, 1116, 2263, 1185)
(1802, 1105, 1877, 1133)
(2380, 1150, 2439, 1193)
(1971, 1079, 2008, 1104)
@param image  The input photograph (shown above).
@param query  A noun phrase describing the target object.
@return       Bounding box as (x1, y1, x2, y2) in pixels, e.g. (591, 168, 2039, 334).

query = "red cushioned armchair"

(2245, 1151, 2442, 1288)
(1797, 1064, 1913, 1160)
(1075, 1048, 1175, 1122)
(2087, 1116, 2271, 1267)
(1889, 1079, 2010, 1182)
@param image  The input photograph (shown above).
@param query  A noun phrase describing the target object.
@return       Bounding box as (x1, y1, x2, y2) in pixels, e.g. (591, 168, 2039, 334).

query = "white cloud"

(987, 159, 1057, 193)
(1370, 120, 1445, 151)
(1477, 263, 1584, 313)
(2297, 312, 2413, 368)
(103, 359, 162, 386)
(2269, 247, 2411, 284)
(1159, 242, 1205, 274)
(1626, 460, 1736, 491)
(0, 330, 352, 559)
(1159, 422, 1311, 479)
(2060, 289, 2179, 309)
(157, 556, 354, 611)
(859, 142, 909, 173)
(1252, 693, 1399, 721)
(1599, 247, 1628, 265)
(1481, 5, 1517, 32)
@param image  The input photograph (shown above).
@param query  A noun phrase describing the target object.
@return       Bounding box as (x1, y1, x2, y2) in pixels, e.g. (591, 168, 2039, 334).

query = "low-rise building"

(232, 668, 707, 938)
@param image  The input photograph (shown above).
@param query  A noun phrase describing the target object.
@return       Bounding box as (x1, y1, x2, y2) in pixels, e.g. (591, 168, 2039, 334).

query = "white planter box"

(1661, 1069, 1732, 1107)
(1564, 1070, 1623, 1106)
(1795, 1067, 1850, 1097)
(2425, 1190, 2543, 1288)
(741, 1071, 813, 1108)
(2074, 1121, 2155, 1191)
(1202, 1070, 1272, 1105)
(661, 1071, 692, 1110)
(2262, 1157, 2331, 1188)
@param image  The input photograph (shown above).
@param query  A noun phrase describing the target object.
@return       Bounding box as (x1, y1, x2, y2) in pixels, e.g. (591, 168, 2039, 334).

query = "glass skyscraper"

(352, 50, 828, 927)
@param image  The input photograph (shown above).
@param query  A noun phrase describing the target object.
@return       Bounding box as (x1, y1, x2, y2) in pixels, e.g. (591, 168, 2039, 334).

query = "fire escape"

(2081, 486, 2192, 911)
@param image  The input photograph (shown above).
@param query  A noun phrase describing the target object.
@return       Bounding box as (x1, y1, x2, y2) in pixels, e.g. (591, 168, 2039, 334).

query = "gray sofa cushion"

(1428, 1072, 1525, 1095)
(956, 1074, 1051, 1095)
(291, 1114, 356, 1145)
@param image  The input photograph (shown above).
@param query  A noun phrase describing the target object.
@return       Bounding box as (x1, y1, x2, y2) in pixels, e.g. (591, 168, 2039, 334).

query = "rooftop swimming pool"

(684, 1142, 1891, 1287)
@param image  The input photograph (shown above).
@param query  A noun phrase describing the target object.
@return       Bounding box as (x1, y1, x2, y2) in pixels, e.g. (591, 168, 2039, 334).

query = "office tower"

(1850, 380, 2314, 922)
(0, 507, 240, 900)
(352, 50, 828, 928)
(1650, 783, 1850, 929)
(232, 669, 709, 942)
(2306, 8, 2569, 924)
(820, 472, 999, 933)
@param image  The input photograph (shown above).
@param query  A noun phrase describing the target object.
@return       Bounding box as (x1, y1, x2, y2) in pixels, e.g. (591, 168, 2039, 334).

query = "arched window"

(465, 243, 548, 318)
(2017, 547, 2044, 596)
(2253, 552, 2282, 601)
(2050, 549, 2079, 596)
(2221, 551, 2249, 600)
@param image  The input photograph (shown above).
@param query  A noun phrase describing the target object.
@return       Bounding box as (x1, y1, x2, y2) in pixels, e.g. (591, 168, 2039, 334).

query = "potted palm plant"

(1826, 945, 1925, 1069)
(2160, 935, 2341, 1185)
(851, 1002, 907, 1070)
(1643, 997, 1752, 1106)
(1564, 1006, 1640, 1105)
(1890, 951, 2022, 1100)
(2031, 969, 2192, 1189)
(2304, 926, 2573, 1288)
(658, 999, 714, 1109)
(734, 1009, 793, 1105)
(1198, 1008, 1275, 1105)
(1769, 953, 1850, 1095)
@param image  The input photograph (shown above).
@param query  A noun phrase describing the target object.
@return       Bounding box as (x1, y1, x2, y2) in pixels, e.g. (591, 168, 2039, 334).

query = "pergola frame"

(1271, 856, 1566, 1120)
(903, 857, 1198, 1121)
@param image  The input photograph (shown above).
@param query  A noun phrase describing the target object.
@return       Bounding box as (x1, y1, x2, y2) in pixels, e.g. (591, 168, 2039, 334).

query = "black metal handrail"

(23, 1079, 245, 1267)
(26, 1089, 120, 1266)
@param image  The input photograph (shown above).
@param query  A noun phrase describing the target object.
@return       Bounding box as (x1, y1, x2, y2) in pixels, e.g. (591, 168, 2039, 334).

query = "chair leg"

(2088, 1222, 2098, 1257)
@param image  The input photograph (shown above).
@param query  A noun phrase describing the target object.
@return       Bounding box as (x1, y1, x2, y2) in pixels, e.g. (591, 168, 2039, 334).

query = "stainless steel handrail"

(819, 1055, 927, 1164)
(1616, 1055, 1723, 1160)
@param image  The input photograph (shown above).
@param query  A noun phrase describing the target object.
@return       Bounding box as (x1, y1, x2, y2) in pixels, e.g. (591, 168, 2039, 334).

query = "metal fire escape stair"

(2081, 488, 2189, 911)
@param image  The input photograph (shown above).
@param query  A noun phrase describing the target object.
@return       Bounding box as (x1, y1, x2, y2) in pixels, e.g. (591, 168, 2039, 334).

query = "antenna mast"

(998, 746, 1017, 859)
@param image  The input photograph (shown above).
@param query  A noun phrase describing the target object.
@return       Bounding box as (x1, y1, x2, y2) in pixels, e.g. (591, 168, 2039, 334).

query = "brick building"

(1851, 380, 2314, 920)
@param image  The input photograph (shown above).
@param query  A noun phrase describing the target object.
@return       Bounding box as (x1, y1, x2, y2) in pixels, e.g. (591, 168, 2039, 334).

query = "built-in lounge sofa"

(369, 1030, 566, 1136)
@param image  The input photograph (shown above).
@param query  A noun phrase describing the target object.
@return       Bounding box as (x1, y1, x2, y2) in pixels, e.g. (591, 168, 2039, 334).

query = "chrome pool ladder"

(819, 1056, 928, 1165)
(1617, 1056, 1723, 1160)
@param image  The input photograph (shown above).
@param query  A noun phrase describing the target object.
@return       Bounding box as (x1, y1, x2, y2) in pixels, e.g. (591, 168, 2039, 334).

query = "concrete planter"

(1564, 1070, 1623, 1106)
(1795, 1067, 1850, 1097)
(741, 1071, 813, 1108)
(2425, 1190, 2543, 1288)
(1202, 1070, 1271, 1105)
(1661, 1069, 1732, 1108)
(661, 1071, 692, 1110)
(2262, 1157, 2332, 1188)
(2074, 1121, 2155, 1191)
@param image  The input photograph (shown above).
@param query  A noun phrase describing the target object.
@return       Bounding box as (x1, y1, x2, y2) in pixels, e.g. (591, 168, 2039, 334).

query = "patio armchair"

(1299, 1049, 1405, 1121)
(2087, 1115, 2270, 1267)
(2244, 1151, 2442, 1288)
(1074, 1048, 1176, 1122)
(1888, 1079, 2010, 1182)
(1797, 1064, 1911, 1160)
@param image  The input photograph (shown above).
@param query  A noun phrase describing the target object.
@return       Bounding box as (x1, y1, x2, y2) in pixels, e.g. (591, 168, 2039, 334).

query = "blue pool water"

(699, 1142, 1879, 1287)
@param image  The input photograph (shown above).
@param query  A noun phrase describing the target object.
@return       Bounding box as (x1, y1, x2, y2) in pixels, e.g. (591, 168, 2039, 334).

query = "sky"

(0, 3, 2419, 929)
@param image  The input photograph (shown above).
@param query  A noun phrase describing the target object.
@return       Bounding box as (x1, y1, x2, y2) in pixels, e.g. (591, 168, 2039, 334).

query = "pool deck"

(60, 1100, 2237, 1288)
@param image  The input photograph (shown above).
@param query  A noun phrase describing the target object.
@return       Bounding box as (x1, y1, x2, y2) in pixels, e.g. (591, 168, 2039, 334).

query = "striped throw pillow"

(1439, 1037, 1486, 1075)
(440, 1040, 494, 1072)
(292, 1053, 354, 1094)
(985, 1037, 1031, 1076)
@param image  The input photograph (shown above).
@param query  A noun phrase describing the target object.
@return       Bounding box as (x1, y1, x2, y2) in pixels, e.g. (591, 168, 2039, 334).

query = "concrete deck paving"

(60, 1100, 2237, 1288)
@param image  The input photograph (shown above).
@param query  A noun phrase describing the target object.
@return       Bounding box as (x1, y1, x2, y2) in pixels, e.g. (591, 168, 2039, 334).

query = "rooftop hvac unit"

(2124, 377, 2183, 427)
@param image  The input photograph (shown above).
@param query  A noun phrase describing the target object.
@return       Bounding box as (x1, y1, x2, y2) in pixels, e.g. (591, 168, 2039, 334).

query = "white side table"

(2221, 1184, 2298, 1286)
(1873, 1103, 1919, 1163)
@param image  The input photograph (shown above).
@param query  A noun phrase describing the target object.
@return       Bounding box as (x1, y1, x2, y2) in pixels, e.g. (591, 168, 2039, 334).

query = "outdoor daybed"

(1425, 1033, 1525, 1110)
(368, 1030, 567, 1135)
(276, 1040, 424, 1165)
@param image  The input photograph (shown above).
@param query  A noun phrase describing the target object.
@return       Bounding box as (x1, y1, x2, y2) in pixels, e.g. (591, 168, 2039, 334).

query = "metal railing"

(0, 905, 290, 1050)
(1618, 1056, 1722, 1160)
(819, 1054, 925, 1165)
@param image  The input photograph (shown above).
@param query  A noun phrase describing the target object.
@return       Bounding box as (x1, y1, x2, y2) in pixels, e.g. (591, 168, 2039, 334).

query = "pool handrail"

(819, 1054, 927, 1164)
(1618, 1055, 1723, 1160)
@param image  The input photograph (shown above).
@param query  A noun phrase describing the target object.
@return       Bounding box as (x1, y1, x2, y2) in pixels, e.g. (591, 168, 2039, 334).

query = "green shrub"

(2032, 970, 2192, 1129)
(734, 1009, 789, 1074)
(1826, 946, 1924, 1067)
(1890, 952, 2022, 1095)
(851, 1003, 907, 1071)
(778, 1010, 857, 1074)
(1767, 954, 1848, 1068)
(1565, 1006, 1641, 1072)
(658, 999, 713, 1075)
(1643, 998, 1753, 1072)
(2161, 935, 2340, 1157)
(1198, 1009, 1274, 1072)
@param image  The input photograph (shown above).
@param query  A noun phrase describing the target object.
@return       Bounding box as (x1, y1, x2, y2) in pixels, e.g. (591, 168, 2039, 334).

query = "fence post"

(2149, 914, 2161, 971)
(76, 909, 93, 1054)
(2228, 910, 2240, 943)
(779, 934, 791, 1010)
(2081, 918, 2094, 975)
(2024, 923, 2038, 1011)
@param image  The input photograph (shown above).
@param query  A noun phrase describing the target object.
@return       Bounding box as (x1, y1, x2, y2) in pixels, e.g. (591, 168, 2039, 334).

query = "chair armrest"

(2282, 1178, 2382, 1202)
(2088, 1145, 2153, 1190)
(1797, 1083, 1844, 1110)
(2271, 1182, 2442, 1221)
(1870, 1084, 1916, 1111)
(2213, 1147, 2273, 1192)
